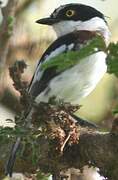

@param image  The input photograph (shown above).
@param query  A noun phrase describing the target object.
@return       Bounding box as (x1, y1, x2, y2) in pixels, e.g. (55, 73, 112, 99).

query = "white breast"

(36, 51, 107, 104)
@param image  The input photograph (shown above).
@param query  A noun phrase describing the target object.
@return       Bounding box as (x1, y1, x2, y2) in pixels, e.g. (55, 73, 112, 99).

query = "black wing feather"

(28, 33, 78, 98)
(29, 67, 59, 97)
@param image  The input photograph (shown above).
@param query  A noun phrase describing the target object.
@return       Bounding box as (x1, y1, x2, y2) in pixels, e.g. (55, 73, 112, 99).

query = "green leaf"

(7, 16, 15, 36)
(107, 42, 118, 77)
(41, 35, 106, 73)
(7, 16, 14, 25)
(112, 109, 118, 115)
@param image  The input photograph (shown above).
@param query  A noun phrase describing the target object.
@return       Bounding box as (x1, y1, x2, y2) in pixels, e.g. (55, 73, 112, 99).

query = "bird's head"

(36, 3, 110, 44)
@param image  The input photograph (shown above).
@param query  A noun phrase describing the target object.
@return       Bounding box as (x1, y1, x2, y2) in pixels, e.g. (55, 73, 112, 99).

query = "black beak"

(36, 17, 59, 25)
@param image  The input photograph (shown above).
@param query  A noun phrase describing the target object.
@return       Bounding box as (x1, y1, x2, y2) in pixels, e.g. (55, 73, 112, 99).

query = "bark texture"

(0, 121, 118, 180)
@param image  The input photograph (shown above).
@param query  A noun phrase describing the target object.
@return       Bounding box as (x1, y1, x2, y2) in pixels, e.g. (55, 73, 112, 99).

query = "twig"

(60, 133, 71, 153)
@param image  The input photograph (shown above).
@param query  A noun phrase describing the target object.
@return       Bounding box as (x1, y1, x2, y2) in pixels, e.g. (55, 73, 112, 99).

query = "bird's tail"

(5, 108, 34, 177)
(5, 137, 21, 177)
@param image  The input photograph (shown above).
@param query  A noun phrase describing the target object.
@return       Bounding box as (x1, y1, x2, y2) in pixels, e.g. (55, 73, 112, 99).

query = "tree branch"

(0, 0, 18, 73)
(0, 126, 118, 179)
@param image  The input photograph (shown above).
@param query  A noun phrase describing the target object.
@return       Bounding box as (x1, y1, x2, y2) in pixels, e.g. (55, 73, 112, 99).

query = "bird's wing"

(28, 31, 104, 99)
(28, 33, 78, 98)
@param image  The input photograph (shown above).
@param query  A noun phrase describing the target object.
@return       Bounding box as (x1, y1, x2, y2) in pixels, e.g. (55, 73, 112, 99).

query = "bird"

(5, 3, 110, 177)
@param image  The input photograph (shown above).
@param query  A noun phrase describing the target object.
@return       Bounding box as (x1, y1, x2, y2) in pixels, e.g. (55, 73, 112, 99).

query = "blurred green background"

(0, 0, 118, 130)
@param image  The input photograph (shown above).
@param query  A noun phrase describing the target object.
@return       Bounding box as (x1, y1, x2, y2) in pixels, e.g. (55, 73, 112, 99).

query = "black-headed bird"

(5, 3, 110, 177)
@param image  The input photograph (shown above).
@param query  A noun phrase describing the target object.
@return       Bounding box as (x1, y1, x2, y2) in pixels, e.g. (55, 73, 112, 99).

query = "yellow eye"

(66, 10, 75, 17)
